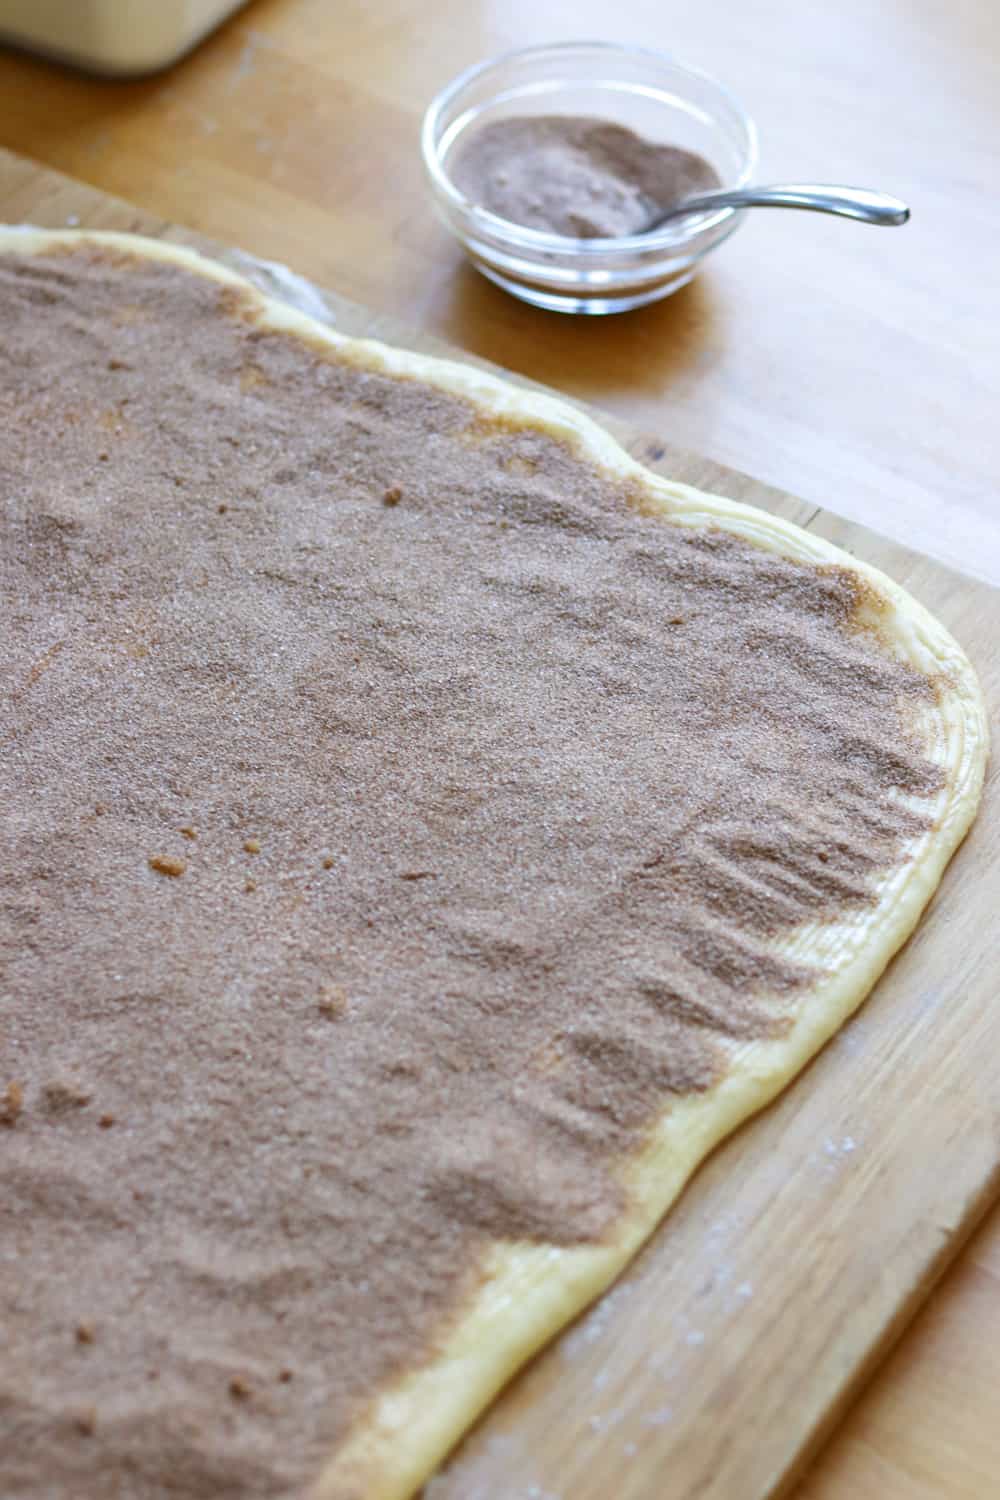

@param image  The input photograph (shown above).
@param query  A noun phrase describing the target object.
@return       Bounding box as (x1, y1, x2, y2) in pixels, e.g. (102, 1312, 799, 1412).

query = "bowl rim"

(420, 39, 759, 256)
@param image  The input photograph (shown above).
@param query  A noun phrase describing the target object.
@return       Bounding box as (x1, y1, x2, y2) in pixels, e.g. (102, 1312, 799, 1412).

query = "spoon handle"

(667, 183, 911, 227)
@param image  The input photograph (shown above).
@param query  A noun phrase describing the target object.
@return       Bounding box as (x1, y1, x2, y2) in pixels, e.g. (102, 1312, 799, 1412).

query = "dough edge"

(2, 228, 988, 1500)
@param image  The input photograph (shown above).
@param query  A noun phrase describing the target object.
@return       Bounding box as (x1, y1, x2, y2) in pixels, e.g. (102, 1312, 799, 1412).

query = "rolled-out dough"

(0, 230, 987, 1500)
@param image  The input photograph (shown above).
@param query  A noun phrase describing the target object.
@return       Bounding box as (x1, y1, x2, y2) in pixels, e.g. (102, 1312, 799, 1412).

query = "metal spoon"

(645, 183, 910, 231)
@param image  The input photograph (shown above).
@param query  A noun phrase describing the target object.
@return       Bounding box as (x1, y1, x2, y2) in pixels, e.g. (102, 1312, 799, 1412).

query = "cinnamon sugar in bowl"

(422, 42, 757, 315)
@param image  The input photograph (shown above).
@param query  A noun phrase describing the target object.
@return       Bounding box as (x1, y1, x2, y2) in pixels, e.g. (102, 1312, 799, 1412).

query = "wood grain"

(0, 57, 997, 1495)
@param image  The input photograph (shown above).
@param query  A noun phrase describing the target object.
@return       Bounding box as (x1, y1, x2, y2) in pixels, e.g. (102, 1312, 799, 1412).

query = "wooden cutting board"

(2, 146, 997, 1500)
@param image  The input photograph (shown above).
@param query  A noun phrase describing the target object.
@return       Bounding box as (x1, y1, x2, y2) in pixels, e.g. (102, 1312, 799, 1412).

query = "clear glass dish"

(422, 41, 757, 316)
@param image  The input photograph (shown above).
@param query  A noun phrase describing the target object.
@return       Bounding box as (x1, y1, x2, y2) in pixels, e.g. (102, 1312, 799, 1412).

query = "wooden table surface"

(2, 2, 998, 1494)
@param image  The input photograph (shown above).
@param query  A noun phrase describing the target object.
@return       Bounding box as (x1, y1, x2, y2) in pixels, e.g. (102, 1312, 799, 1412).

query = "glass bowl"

(421, 41, 757, 315)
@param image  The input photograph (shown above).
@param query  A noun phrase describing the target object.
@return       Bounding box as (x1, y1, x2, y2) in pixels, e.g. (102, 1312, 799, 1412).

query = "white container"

(0, 0, 250, 77)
